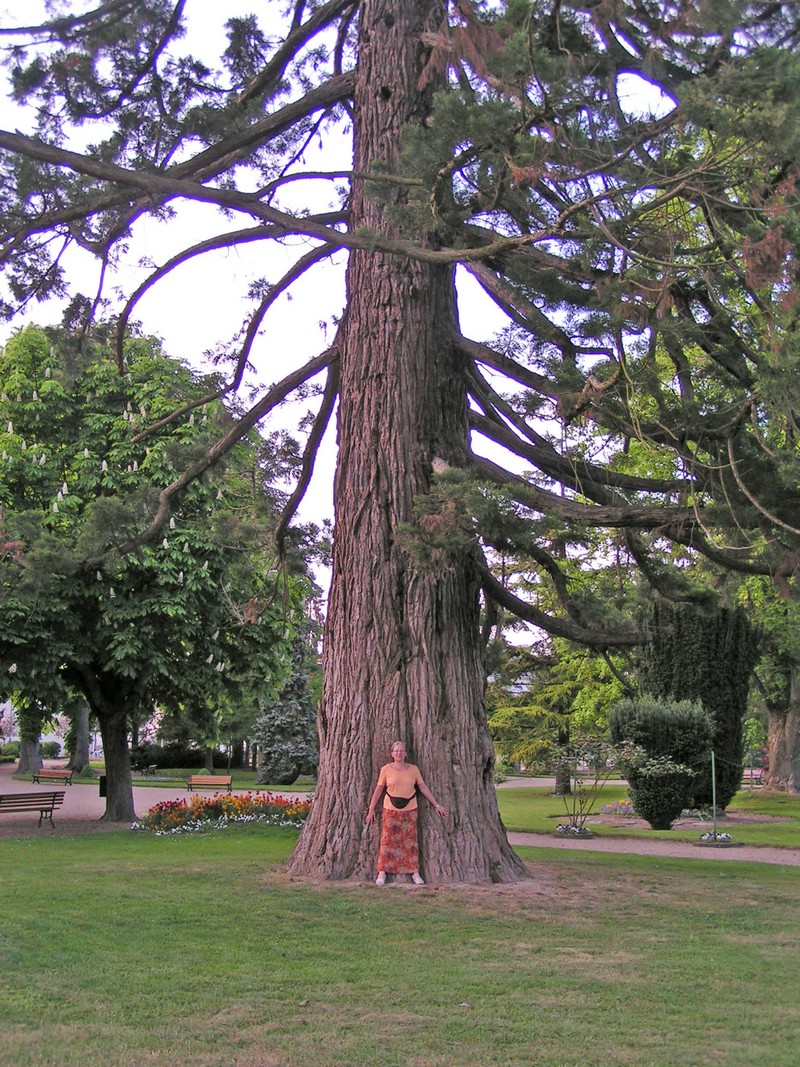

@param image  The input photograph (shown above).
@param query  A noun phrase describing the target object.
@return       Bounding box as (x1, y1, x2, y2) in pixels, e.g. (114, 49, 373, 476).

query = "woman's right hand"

(365, 809, 375, 825)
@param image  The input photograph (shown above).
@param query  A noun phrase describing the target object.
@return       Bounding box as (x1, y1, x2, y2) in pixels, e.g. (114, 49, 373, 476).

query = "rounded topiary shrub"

(625, 757, 697, 830)
(610, 696, 714, 829)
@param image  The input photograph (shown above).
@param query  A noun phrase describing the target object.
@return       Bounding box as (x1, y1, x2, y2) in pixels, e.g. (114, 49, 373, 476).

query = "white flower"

(96, 571, 103, 580)
(84, 448, 90, 458)
(32, 389, 38, 401)
(109, 588, 116, 598)
(52, 502, 59, 512)
(215, 661, 224, 672)
(202, 560, 208, 571)
(61, 482, 68, 494)
(162, 538, 169, 549)
(206, 653, 214, 664)
(169, 517, 175, 529)
(8, 663, 17, 674)
(39, 454, 46, 466)
(6, 421, 11, 433)
(101, 460, 108, 472)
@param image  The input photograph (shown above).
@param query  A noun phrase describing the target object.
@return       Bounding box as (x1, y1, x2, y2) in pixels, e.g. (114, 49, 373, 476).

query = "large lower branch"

(472, 455, 695, 530)
(478, 563, 642, 648)
(275, 357, 340, 549)
(85, 347, 334, 566)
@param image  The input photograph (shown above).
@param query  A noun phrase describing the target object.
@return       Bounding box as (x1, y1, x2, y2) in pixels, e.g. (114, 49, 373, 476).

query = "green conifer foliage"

(637, 602, 761, 808)
(609, 695, 714, 829)
(251, 637, 319, 787)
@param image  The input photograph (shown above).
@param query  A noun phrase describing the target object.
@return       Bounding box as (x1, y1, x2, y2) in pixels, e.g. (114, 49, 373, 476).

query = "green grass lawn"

(1, 827, 799, 1066)
(497, 784, 800, 848)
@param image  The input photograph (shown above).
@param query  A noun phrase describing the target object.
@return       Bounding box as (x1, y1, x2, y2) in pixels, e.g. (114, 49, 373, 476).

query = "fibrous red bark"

(287, 0, 526, 883)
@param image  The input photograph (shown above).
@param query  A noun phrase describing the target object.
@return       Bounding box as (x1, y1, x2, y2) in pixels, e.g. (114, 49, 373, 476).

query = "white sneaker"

(411, 873, 425, 886)
(375, 872, 386, 886)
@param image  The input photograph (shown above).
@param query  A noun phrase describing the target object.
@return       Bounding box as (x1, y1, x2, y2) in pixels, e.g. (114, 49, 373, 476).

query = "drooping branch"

(0, 0, 138, 39)
(463, 261, 579, 361)
(471, 455, 695, 531)
(86, 347, 334, 566)
(469, 410, 688, 500)
(129, 243, 336, 439)
(478, 563, 642, 648)
(727, 435, 800, 538)
(236, 0, 356, 105)
(275, 356, 340, 551)
(0, 127, 645, 270)
(457, 335, 557, 399)
(116, 220, 343, 369)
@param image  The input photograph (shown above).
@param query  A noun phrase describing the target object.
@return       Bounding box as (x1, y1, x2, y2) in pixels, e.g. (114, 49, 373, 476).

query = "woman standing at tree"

(365, 740, 449, 886)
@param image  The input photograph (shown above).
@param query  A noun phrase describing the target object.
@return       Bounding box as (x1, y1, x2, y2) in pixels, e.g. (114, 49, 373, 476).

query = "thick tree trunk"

(15, 739, 42, 776)
(765, 665, 800, 792)
(67, 700, 92, 773)
(288, 0, 526, 883)
(97, 711, 138, 821)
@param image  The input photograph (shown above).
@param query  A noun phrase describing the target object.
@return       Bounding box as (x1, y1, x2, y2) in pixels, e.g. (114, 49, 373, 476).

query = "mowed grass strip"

(497, 784, 800, 848)
(1, 828, 798, 1067)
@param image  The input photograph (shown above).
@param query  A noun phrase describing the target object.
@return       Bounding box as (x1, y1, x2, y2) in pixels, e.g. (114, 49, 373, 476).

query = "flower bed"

(600, 799, 636, 818)
(132, 791, 312, 835)
(555, 824, 595, 838)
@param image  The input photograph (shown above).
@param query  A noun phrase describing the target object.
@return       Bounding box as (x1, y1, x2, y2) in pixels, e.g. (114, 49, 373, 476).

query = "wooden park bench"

(0, 791, 65, 826)
(187, 774, 233, 792)
(31, 768, 74, 785)
(741, 768, 764, 786)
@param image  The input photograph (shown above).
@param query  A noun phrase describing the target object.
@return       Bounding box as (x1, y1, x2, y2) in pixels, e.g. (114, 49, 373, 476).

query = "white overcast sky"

(0, 1, 518, 539)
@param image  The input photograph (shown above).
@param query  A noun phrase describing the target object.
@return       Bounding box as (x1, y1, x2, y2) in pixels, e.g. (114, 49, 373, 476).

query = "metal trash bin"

(99, 775, 107, 798)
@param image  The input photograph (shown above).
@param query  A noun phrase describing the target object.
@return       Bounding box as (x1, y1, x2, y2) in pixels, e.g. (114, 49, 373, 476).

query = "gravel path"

(2, 764, 799, 867)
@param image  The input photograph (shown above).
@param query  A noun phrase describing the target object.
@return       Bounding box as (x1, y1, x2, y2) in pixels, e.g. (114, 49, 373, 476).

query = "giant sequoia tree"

(2, 2, 800, 876)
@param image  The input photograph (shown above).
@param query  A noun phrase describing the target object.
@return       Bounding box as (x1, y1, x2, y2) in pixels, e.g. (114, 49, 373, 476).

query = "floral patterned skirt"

(377, 808, 419, 874)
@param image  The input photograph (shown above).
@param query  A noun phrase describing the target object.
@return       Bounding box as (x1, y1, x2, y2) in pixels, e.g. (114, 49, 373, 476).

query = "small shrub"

(553, 740, 616, 831)
(40, 741, 61, 758)
(610, 697, 714, 830)
(493, 762, 510, 785)
(624, 751, 696, 830)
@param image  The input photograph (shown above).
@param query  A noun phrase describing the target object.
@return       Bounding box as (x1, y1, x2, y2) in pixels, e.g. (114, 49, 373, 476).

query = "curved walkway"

(0, 760, 308, 839)
(1, 763, 799, 866)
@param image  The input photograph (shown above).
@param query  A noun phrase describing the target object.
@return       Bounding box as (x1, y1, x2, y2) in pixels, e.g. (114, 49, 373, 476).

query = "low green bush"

(624, 754, 696, 830)
(610, 696, 714, 829)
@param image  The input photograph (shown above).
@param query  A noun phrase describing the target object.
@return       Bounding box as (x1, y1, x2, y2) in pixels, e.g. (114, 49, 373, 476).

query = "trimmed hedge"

(610, 696, 714, 829)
